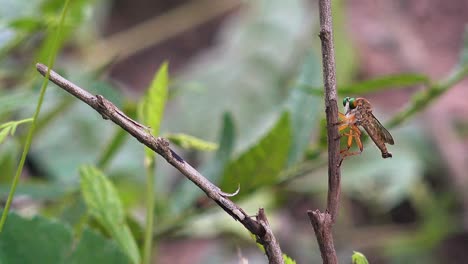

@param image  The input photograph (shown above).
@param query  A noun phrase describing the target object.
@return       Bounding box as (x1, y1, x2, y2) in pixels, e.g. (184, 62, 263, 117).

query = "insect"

(338, 97, 394, 160)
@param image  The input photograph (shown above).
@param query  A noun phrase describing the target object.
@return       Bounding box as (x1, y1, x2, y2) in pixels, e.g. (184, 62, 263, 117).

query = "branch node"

(35, 63, 286, 264)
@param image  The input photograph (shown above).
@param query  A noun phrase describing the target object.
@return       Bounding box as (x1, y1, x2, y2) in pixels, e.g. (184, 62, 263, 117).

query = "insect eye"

(349, 98, 356, 109)
(349, 98, 357, 109)
(342, 97, 350, 107)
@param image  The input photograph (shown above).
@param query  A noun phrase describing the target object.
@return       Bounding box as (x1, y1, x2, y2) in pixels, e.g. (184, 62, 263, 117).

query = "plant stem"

(0, 0, 71, 232)
(97, 128, 128, 170)
(387, 65, 468, 129)
(143, 158, 156, 264)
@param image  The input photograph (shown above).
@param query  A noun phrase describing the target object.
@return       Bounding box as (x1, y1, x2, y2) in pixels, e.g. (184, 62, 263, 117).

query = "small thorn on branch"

(35, 62, 285, 264)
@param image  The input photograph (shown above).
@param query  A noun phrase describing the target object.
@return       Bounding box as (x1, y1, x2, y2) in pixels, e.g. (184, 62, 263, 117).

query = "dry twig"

(36, 63, 284, 264)
(307, 0, 341, 263)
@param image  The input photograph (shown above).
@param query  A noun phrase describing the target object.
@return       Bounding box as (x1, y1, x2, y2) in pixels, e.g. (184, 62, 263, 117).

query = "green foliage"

(285, 52, 322, 166)
(165, 0, 314, 145)
(203, 112, 236, 182)
(0, 212, 130, 264)
(0, 0, 73, 232)
(1, 0, 468, 263)
(79, 165, 140, 264)
(97, 129, 128, 170)
(138, 62, 169, 158)
(387, 28, 468, 128)
(138, 62, 169, 135)
(170, 112, 236, 215)
(166, 133, 218, 151)
(137, 62, 169, 264)
(0, 212, 72, 263)
(340, 74, 430, 94)
(68, 228, 131, 264)
(352, 251, 369, 264)
(0, 118, 33, 144)
(220, 112, 291, 196)
(283, 254, 297, 264)
(304, 73, 430, 96)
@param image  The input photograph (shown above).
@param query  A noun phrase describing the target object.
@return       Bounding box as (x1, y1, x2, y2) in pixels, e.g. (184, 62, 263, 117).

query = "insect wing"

(369, 113, 394, 145)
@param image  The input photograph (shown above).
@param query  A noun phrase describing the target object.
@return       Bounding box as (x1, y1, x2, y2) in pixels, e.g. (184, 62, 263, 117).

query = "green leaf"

(283, 254, 297, 264)
(138, 62, 169, 157)
(165, 1, 313, 145)
(0, 126, 11, 144)
(303, 74, 430, 96)
(7, 118, 33, 135)
(220, 112, 291, 197)
(166, 133, 218, 151)
(8, 17, 43, 32)
(202, 112, 236, 181)
(285, 52, 322, 166)
(339, 74, 431, 94)
(79, 165, 140, 264)
(171, 113, 236, 214)
(0, 212, 73, 263)
(97, 128, 128, 169)
(352, 251, 369, 264)
(68, 228, 131, 264)
(0, 212, 131, 264)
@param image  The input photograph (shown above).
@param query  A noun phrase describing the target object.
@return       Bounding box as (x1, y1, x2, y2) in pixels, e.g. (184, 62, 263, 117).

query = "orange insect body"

(339, 97, 394, 160)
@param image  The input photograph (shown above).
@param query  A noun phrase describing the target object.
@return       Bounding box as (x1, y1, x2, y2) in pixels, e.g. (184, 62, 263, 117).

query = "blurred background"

(1, 0, 468, 263)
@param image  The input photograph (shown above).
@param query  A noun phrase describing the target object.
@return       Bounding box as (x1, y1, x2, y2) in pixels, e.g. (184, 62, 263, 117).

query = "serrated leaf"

(79, 165, 140, 264)
(166, 133, 218, 151)
(68, 228, 131, 264)
(352, 251, 369, 264)
(285, 52, 322, 166)
(138, 62, 169, 158)
(220, 112, 291, 197)
(0, 212, 73, 263)
(283, 254, 297, 264)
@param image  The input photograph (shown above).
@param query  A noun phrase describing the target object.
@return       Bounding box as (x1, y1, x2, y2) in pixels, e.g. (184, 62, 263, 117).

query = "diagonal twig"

(307, 0, 341, 263)
(36, 63, 284, 264)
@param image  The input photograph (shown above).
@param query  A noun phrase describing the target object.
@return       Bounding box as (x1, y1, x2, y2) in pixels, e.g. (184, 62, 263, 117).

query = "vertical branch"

(319, 0, 341, 222)
(307, 0, 341, 263)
